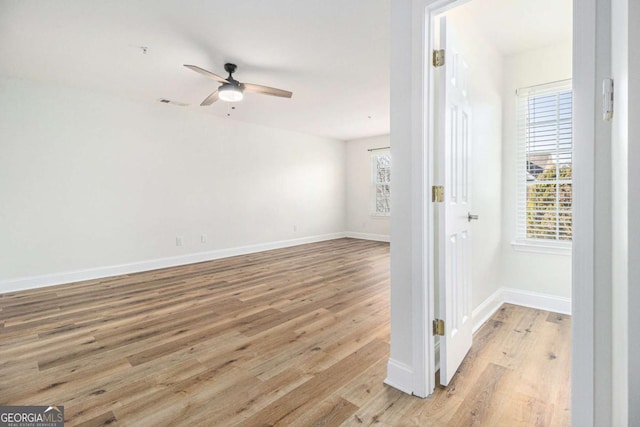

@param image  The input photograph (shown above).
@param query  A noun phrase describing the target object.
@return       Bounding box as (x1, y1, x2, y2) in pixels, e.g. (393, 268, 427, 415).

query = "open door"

(435, 15, 474, 387)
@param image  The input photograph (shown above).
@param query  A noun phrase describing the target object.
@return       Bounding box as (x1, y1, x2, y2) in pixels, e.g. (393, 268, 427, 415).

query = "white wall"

(611, 0, 628, 423)
(611, 0, 640, 424)
(444, 9, 504, 310)
(501, 41, 573, 298)
(387, 0, 420, 393)
(570, 0, 615, 423)
(0, 77, 346, 289)
(345, 134, 390, 241)
(627, 1, 640, 422)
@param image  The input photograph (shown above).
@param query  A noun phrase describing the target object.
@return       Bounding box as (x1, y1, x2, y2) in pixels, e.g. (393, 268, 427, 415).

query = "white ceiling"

(451, 0, 572, 56)
(0, 0, 570, 141)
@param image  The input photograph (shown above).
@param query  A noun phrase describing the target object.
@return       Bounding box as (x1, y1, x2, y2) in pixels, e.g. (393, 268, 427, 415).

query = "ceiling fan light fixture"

(218, 84, 244, 102)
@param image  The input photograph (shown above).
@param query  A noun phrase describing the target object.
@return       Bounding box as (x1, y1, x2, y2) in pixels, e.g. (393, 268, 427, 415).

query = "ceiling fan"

(184, 63, 293, 105)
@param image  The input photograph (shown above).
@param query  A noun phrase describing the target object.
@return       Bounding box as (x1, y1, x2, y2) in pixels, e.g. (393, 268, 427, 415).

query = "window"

(371, 149, 391, 216)
(515, 80, 572, 248)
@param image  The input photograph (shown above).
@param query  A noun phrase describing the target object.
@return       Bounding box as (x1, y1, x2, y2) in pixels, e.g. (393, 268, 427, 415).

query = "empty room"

(1, 0, 638, 426)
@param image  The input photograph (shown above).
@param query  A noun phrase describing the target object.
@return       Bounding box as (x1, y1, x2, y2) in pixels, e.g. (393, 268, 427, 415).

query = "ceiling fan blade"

(200, 90, 219, 106)
(184, 64, 229, 84)
(241, 83, 293, 98)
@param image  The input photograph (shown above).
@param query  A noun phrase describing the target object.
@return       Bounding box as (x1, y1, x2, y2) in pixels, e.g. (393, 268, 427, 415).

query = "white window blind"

(371, 149, 391, 216)
(516, 80, 572, 245)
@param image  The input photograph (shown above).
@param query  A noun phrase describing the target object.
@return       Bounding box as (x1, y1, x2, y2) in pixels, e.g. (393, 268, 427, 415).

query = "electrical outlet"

(176, 236, 183, 246)
(201, 234, 207, 244)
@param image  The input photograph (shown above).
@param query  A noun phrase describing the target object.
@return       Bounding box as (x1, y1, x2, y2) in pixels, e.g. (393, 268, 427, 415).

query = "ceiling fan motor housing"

(219, 64, 244, 102)
(224, 63, 237, 74)
(222, 63, 242, 88)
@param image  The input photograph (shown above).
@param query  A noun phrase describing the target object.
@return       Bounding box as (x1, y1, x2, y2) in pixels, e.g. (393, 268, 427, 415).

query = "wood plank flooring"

(0, 238, 571, 426)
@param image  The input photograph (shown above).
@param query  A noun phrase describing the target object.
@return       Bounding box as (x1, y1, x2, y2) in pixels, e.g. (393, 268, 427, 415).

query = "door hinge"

(433, 319, 445, 336)
(432, 49, 445, 67)
(432, 185, 445, 203)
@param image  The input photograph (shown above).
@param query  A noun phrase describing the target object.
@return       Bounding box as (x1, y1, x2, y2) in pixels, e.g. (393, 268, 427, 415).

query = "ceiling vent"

(157, 98, 189, 107)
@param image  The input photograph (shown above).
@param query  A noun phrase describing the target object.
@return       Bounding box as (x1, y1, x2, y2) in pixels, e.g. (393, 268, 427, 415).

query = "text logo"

(0, 405, 64, 427)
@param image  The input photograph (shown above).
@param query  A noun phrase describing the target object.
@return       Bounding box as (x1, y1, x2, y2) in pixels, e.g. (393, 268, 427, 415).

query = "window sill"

(511, 241, 572, 256)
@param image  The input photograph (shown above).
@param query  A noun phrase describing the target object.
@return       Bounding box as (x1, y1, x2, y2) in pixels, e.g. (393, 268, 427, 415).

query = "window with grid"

(371, 149, 391, 216)
(516, 80, 572, 246)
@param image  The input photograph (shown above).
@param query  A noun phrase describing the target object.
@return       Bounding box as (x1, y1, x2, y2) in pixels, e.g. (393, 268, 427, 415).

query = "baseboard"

(384, 358, 415, 395)
(502, 287, 572, 315)
(471, 287, 572, 333)
(344, 232, 390, 242)
(0, 232, 347, 294)
(472, 287, 506, 332)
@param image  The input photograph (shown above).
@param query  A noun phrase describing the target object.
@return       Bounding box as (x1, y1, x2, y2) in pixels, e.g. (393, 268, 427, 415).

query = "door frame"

(396, 0, 611, 423)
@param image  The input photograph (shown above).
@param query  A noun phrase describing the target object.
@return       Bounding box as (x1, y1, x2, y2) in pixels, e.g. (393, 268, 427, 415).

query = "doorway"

(387, 0, 610, 424)
(431, 0, 573, 387)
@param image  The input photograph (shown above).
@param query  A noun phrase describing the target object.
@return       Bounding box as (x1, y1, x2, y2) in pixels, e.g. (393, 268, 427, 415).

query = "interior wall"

(0, 77, 346, 287)
(501, 41, 573, 298)
(345, 134, 390, 240)
(444, 9, 504, 310)
(613, 0, 640, 423)
(628, 0, 640, 419)
(611, 0, 629, 423)
(387, 0, 419, 390)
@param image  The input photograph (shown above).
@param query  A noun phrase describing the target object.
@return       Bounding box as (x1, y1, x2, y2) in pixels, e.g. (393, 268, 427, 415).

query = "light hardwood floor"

(0, 238, 570, 426)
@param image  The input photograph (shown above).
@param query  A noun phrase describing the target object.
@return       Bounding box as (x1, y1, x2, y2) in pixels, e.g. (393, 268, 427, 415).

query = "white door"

(436, 16, 474, 387)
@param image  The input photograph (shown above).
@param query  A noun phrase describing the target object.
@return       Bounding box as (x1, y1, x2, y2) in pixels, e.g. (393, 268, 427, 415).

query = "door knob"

(467, 212, 479, 222)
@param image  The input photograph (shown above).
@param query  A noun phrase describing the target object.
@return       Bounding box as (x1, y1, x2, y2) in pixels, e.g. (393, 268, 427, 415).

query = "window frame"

(513, 79, 573, 255)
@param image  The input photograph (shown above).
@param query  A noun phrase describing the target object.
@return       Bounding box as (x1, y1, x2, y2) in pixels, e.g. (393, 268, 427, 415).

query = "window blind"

(516, 80, 572, 243)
